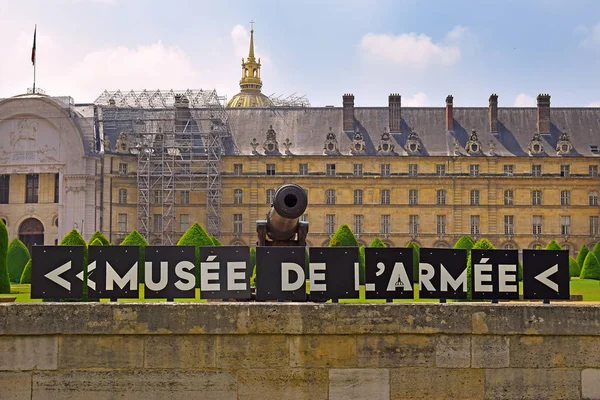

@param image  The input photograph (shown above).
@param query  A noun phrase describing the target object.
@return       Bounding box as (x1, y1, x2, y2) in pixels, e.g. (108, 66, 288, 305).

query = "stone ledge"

(0, 303, 599, 336)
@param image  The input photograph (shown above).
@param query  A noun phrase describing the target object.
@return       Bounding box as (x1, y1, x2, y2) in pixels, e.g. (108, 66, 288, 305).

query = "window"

(180, 191, 190, 205)
(561, 190, 571, 206)
(504, 190, 514, 205)
(353, 164, 363, 176)
(117, 213, 127, 232)
(561, 216, 571, 236)
(409, 189, 418, 205)
(590, 165, 598, 177)
(409, 215, 419, 234)
(153, 214, 162, 232)
(470, 215, 480, 235)
(470, 164, 479, 176)
(532, 190, 542, 206)
(326, 214, 336, 234)
(118, 189, 127, 204)
(25, 174, 39, 203)
(436, 164, 446, 176)
(232, 214, 243, 234)
(118, 163, 128, 174)
(300, 214, 308, 222)
(381, 215, 390, 235)
(408, 164, 418, 177)
(560, 165, 570, 177)
(354, 215, 364, 235)
(590, 191, 599, 206)
(437, 215, 446, 234)
(532, 165, 542, 177)
(326, 189, 336, 205)
(0, 175, 8, 204)
(234, 189, 243, 204)
(153, 190, 162, 204)
(532, 215, 543, 235)
(266, 164, 276, 176)
(470, 190, 480, 206)
(436, 190, 446, 205)
(381, 189, 390, 205)
(354, 189, 363, 205)
(234, 164, 243, 175)
(591, 216, 599, 236)
(381, 164, 390, 176)
(504, 165, 514, 176)
(180, 214, 190, 232)
(504, 243, 515, 250)
(299, 163, 308, 175)
(504, 215, 514, 235)
(266, 189, 275, 204)
(326, 164, 336, 176)
(54, 173, 59, 203)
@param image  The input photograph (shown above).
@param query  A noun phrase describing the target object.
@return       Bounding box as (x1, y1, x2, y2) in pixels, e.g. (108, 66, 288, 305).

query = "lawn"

(5, 279, 600, 302)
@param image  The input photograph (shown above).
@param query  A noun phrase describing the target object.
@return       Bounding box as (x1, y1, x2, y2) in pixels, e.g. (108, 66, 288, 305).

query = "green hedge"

(178, 223, 213, 287)
(454, 235, 475, 251)
(405, 241, 420, 279)
(121, 230, 149, 283)
(249, 248, 256, 287)
(369, 238, 386, 248)
(7, 238, 30, 283)
(358, 246, 365, 285)
(581, 252, 600, 280)
(545, 240, 562, 251)
(88, 231, 109, 246)
(329, 225, 358, 247)
(466, 239, 496, 300)
(592, 242, 600, 261)
(20, 259, 32, 284)
(210, 236, 222, 246)
(569, 256, 580, 278)
(0, 219, 10, 294)
(60, 229, 88, 300)
(576, 244, 590, 271)
(89, 238, 104, 246)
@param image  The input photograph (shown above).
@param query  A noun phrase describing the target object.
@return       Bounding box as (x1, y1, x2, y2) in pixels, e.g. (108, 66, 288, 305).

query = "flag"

(31, 25, 36, 65)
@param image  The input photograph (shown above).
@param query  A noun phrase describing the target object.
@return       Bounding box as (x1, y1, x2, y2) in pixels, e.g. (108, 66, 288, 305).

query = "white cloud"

(577, 22, 600, 47)
(588, 101, 600, 107)
(358, 26, 467, 67)
(513, 93, 535, 107)
(402, 92, 429, 107)
(230, 24, 270, 66)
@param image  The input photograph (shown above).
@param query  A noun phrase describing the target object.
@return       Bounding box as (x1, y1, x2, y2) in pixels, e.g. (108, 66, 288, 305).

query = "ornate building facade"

(1, 30, 599, 257)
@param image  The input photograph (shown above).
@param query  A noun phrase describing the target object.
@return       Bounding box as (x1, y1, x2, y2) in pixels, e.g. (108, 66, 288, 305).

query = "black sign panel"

(471, 249, 520, 300)
(308, 247, 359, 301)
(419, 248, 468, 300)
(365, 248, 414, 299)
(88, 246, 140, 299)
(144, 246, 196, 299)
(199, 246, 251, 299)
(256, 247, 306, 301)
(31, 246, 85, 299)
(522, 249, 570, 300)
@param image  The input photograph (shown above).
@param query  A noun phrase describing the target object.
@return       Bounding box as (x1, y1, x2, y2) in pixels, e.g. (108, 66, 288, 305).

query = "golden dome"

(226, 25, 273, 108)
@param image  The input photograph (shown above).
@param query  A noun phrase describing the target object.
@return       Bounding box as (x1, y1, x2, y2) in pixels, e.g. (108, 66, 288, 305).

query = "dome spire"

(248, 20, 255, 60)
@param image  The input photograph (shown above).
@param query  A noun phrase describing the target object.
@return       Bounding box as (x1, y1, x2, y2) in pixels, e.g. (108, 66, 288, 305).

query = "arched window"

(118, 189, 127, 204)
(589, 191, 598, 206)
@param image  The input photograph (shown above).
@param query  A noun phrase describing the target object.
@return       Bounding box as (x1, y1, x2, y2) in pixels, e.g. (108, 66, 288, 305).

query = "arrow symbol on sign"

(76, 261, 97, 291)
(45, 261, 71, 291)
(534, 264, 559, 292)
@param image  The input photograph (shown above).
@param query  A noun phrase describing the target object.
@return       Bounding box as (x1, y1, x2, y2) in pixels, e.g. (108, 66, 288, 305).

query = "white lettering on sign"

(200, 255, 220, 291)
(418, 263, 435, 291)
(281, 262, 305, 291)
(175, 261, 196, 291)
(498, 264, 518, 292)
(354, 262, 360, 291)
(474, 258, 493, 292)
(386, 262, 412, 292)
(44, 261, 71, 291)
(227, 261, 247, 291)
(76, 260, 96, 290)
(309, 263, 326, 291)
(145, 261, 168, 291)
(106, 261, 137, 291)
(535, 264, 559, 292)
(440, 264, 466, 292)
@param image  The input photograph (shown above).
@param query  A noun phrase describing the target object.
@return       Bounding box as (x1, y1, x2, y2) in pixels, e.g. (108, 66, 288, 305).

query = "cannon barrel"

(266, 184, 308, 241)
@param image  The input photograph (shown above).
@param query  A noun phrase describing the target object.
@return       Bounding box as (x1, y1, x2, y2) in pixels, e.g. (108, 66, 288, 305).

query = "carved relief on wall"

(10, 119, 38, 149)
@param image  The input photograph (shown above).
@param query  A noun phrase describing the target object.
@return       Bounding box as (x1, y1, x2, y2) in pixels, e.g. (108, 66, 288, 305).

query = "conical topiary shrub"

(545, 240, 562, 251)
(406, 241, 420, 279)
(329, 224, 358, 247)
(7, 238, 30, 283)
(210, 236, 222, 246)
(369, 238, 387, 248)
(454, 235, 475, 251)
(581, 252, 600, 280)
(466, 238, 496, 300)
(358, 245, 365, 285)
(0, 219, 10, 294)
(20, 259, 32, 284)
(576, 244, 590, 271)
(569, 256, 581, 278)
(121, 230, 149, 283)
(178, 223, 213, 287)
(89, 238, 104, 246)
(60, 229, 88, 299)
(592, 242, 600, 261)
(88, 231, 109, 246)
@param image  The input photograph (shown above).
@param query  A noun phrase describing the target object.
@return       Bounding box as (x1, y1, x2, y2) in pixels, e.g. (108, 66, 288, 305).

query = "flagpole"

(32, 24, 36, 94)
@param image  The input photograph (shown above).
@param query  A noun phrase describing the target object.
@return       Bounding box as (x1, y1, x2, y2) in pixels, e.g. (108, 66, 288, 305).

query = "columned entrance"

(19, 218, 44, 251)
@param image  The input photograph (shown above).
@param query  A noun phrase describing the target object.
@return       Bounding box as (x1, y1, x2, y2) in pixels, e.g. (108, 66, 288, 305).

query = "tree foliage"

(89, 238, 104, 246)
(580, 252, 600, 280)
(178, 223, 213, 270)
(405, 241, 420, 279)
(569, 256, 581, 278)
(7, 239, 30, 283)
(20, 259, 32, 284)
(369, 238, 387, 248)
(576, 244, 590, 271)
(0, 219, 10, 294)
(60, 229, 88, 299)
(329, 224, 358, 247)
(454, 235, 475, 251)
(358, 246, 365, 285)
(545, 240, 562, 251)
(121, 230, 149, 283)
(210, 236, 222, 246)
(466, 239, 497, 300)
(88, 231, 109, 246)
(592, 242, 600, 261)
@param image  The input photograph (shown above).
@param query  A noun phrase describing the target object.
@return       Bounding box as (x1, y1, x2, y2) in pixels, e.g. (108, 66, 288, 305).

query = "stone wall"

(1, 303, 599, 400)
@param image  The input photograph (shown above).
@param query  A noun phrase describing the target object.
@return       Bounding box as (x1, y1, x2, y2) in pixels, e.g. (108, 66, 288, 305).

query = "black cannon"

(256, 183, 308, 246)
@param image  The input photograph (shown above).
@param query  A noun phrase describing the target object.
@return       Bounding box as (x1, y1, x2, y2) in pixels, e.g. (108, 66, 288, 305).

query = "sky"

(0, 0, 599, 107)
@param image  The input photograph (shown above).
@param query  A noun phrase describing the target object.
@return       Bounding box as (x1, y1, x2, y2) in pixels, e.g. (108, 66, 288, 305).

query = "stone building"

(1, 29, 599, 257)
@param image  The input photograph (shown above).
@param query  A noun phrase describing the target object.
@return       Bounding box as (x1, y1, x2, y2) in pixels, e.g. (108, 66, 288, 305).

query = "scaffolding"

(94, 89, 233, 245)
(267, 92, 311, 108)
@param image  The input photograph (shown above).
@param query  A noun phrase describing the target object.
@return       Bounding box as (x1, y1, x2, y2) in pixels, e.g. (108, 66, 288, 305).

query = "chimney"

(445, 95, 453, 131)
(388, 93, 401, 132)
(489, 94, 498, 133)
(537, 94, 551, 134)
(342, 93, 355, 131)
